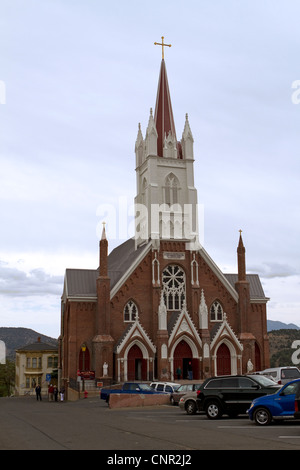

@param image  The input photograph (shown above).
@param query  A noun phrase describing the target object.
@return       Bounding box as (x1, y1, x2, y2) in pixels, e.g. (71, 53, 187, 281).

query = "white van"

(150, 382, 180, 393)
(260, 366, 300, 385)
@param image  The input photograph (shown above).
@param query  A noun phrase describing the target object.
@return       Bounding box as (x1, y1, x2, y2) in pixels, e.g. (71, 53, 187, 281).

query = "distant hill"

(0, 327, 58, 360)
(1, 320, 299, 364)
(267, 320, 299, 331)
(268, 329, 300, 367)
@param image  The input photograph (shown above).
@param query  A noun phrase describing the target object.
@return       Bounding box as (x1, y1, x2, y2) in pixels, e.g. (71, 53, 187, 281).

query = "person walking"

(35, 384, 42, 401)
(188, 362, 193, 380)
(48, 384, 54, 401)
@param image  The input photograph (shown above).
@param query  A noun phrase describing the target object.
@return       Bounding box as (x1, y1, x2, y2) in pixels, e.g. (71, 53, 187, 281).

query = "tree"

(0, 360, 15, 397)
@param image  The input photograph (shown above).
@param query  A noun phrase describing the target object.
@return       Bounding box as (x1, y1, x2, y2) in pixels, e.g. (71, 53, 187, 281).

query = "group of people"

(176, 362, 193, 380)
(35, 384, 65, 402)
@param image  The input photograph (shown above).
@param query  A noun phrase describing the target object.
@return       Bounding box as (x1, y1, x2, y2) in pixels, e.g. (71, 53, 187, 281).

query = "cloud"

(0, 260, 63, 297)
(248, 262, 298, 279)
(1, 0, 300, 336)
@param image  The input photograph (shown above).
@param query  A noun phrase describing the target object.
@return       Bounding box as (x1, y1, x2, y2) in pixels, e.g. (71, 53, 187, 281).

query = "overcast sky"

(0, 0, 300, 338)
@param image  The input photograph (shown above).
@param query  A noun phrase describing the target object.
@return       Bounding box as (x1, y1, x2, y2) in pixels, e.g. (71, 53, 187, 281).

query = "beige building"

(15, 337, 58, 396)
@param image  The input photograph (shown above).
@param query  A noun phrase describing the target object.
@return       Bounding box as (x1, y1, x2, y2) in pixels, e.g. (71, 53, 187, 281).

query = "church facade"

(59, 57, 270, 388)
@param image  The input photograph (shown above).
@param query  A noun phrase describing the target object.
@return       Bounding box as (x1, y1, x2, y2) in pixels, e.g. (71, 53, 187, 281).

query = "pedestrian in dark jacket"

(35, 384, 42, 401)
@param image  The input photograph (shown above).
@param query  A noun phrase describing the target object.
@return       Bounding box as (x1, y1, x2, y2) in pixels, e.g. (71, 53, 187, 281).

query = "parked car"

(100, 382, 165, 402)
(179, 391, 199, 415)
(294, 387, 300, 419)
(196, 375, 280, 419)
(150, 382, 180, 394)
(171, 383, 201, 405)
(247, 379, 300, 425)
(260, 367, 300, 385)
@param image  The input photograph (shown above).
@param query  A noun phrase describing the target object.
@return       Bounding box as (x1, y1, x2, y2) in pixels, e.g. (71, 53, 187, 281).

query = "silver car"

(170, 383, 201, 405)
(179, 390, 199, 415)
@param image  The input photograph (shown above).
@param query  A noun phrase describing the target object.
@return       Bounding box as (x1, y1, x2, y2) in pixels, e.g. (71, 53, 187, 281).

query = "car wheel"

(185, 400, 196, 415)
(205, 401, 222, 419)
(253, 407, 272, 426)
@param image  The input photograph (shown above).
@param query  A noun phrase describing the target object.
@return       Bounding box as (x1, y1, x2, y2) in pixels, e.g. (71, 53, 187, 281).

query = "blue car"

(247, 379, 300, 425)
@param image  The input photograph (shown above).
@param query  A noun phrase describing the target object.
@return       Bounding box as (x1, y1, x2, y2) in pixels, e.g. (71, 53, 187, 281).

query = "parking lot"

(0, 396, 300, 451)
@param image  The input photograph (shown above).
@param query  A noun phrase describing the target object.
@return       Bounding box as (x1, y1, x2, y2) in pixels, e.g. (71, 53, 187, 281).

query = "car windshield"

(248, 375, 278, 387)
(139, 384, 153, 391)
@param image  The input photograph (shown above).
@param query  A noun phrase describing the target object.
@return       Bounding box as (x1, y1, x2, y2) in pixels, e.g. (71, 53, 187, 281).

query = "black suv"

(196, 375, 280, 419)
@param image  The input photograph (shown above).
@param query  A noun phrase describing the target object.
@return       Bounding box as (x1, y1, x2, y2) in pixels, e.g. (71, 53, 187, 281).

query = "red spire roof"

(237, 230, 246, 282)
(154, 59, 179, 158)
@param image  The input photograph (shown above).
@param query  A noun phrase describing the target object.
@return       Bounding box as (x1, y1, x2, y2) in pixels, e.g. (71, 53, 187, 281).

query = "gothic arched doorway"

(255, 342, 261, 372)
(216, 343, 231, 376)
(174, 339, 199, 380)
(127, 344, 147, 381)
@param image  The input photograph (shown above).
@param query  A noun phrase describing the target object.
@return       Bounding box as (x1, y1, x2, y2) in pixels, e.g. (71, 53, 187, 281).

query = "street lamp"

(81, 344, 86, 371)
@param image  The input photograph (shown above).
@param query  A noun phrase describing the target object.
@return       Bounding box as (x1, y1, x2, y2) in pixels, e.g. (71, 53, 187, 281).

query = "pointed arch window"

(142, 177, 147, 206)
(124, 300, 138, 322)
(210, 301, 223, 322)
(162, 265, 186, 311)
(164, 173, 179, 206)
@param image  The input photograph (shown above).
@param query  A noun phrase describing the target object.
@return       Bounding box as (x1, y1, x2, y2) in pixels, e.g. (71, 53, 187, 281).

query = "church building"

(59, 46, 270, 389)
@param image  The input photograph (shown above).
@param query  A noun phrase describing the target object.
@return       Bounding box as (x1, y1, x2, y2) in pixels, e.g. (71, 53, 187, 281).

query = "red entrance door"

(216, 343, 231, 376)
(127, 344, 147, 381)
(174, 340, 199, 380)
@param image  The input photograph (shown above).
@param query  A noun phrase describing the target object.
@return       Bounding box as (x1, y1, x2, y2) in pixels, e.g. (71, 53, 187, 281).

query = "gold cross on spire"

(154, 36, 171, 60)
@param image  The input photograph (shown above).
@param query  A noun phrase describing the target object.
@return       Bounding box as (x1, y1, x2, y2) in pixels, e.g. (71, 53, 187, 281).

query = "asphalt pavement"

(0, 395, 300, 453)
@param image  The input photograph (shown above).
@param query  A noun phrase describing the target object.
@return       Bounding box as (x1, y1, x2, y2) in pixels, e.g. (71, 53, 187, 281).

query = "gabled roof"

(16, 341, 58, 352)
(198, 247, 269, 303)
(224, 273, 268, 302)
(63, 268, 98, 299)
(62, 238, 268, 304)
(210, 313, 243, 351)
(63, 238, 151, 300)
(115, 317, 156, 355)
(108, 239, 151, 296)
(199, 246, 239, 302)
(168, 303, 202, 349)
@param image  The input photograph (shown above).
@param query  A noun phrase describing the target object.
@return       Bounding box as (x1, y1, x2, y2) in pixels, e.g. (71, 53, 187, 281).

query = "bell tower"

(134, 41, 199, 250)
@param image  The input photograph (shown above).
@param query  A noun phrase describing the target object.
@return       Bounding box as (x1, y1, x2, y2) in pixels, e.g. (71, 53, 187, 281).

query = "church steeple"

(99, 222, 108, 277)
(154, 58, 178, 158)
(235, 230, 251, 334)
(237, 230, 246, 282)
(134, 43, 199, 249)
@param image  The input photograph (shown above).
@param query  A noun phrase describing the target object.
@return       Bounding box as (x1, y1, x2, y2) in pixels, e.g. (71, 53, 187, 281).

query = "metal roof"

(63, 239, 268, 302)
(224, 273, 268, 300)
(16, 341, 58, 352)
(64, 238, 147, 298)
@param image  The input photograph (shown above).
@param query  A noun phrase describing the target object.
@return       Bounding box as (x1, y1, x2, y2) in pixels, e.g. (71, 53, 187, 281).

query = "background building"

(15, 337, 58, 396)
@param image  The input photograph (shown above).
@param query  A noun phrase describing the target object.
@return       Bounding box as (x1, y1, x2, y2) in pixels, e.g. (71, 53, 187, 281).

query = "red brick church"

(59, 52, 270, 387)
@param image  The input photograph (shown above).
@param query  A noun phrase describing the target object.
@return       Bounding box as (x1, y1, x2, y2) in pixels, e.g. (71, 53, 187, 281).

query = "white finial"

(101, 221, 106, 240)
